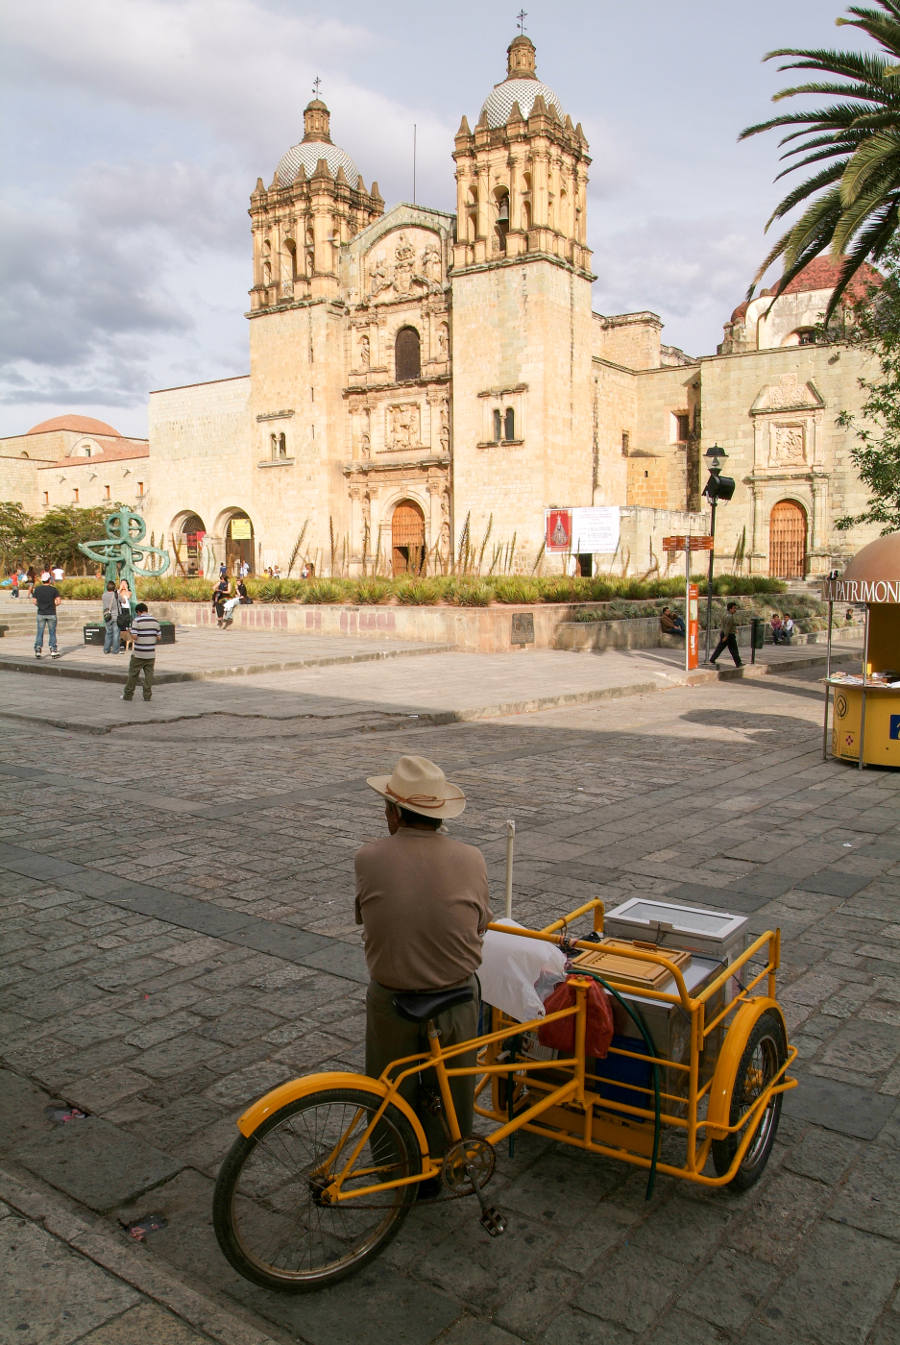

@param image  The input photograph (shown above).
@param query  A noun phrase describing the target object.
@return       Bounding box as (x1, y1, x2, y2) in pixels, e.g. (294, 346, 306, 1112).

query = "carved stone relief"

(365, 231, 444, 303)
(387, 402, 420, 450)
(753, 372, 820, 412)
(770, 423, 807, 467)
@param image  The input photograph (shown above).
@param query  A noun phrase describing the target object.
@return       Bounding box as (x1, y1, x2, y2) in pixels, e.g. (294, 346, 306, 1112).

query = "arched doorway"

(769, 500, 807, 578)
(175, 513, 205, 576)
(226, 512, 254, 575)
(391, 500, 425, 576)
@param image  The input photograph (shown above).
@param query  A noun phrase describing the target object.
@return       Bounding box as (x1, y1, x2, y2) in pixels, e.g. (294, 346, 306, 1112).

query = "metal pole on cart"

(859, 607, 871, 771)
(504, 819, 516, 919)
(822, 576, 835, 761)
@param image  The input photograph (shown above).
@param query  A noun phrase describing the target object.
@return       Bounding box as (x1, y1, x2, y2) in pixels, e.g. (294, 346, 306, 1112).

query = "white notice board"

(570, 507, 620, 553)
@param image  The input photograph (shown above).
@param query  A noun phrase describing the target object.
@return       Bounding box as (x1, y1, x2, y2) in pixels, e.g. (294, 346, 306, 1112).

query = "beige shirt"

(354, 827, 492, 990)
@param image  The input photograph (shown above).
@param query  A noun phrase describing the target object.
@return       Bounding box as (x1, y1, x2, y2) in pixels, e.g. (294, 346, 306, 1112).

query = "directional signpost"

(663, 535, 713, 671)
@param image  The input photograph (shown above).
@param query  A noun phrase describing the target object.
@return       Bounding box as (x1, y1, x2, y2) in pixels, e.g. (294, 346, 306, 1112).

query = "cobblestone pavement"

(0, 640, 896, 1345)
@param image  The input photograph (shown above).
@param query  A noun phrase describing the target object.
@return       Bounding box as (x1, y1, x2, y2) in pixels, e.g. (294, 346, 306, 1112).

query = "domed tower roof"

(480, 33, 565, 127)
(275, 97, 360, 188)
(27, 414, 120, 436)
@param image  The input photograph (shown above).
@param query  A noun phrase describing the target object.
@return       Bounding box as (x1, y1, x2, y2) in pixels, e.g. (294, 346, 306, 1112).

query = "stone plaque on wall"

(511, 613, 535, 646)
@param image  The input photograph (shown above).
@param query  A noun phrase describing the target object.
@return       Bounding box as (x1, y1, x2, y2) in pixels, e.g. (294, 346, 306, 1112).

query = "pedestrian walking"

(32, 570, 62, 659)
(121, 602, 162, 702)
(101, 581, 122, 654)
(709, 601, 743, 668)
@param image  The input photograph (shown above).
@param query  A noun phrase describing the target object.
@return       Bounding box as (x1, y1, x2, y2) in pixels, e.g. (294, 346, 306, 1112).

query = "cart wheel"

(712, 1009, 787, 1191)
(213, 1087, 421, 1291)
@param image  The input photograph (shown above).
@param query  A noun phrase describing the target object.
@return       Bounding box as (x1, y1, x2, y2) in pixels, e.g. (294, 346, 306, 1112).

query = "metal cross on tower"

(312, 74, 322, 98)
(517, 9, 527, 34)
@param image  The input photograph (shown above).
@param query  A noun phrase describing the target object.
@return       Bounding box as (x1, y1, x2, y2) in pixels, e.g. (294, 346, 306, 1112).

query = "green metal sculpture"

(77, 506, 170, 601)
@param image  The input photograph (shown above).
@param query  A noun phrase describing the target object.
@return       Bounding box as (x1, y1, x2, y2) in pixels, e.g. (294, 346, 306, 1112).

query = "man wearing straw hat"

(355, 755, 492, 1158)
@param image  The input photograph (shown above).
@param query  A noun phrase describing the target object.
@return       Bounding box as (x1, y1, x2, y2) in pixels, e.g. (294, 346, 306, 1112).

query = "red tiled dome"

(761, 256, 881, 300)
(26, 414, 120, 437)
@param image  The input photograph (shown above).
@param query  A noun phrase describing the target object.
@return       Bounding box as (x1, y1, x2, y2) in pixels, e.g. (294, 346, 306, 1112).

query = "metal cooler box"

(587, 898, 750, 1112)
(603, 898, 748, 963)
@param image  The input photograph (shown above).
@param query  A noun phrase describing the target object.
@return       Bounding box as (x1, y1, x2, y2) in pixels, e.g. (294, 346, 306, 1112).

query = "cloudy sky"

(0, 0, 878, 440)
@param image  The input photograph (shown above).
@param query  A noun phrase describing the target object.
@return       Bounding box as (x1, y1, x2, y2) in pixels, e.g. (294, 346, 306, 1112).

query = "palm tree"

(741, 2, 900, 317)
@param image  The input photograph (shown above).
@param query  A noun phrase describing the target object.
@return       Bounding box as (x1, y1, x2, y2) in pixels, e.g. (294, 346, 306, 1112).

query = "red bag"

(538, 977, 614, 1059)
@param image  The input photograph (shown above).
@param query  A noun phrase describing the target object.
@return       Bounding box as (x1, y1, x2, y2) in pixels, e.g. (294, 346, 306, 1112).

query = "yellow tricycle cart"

(213, 898, 797, 1291)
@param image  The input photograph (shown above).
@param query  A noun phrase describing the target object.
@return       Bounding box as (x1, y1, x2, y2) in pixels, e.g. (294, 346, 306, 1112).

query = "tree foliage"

(741, 1, 900, 319)
(26, 505, 116, 574)
(0, 502, 30, 571)
(831, 239, 900, 531)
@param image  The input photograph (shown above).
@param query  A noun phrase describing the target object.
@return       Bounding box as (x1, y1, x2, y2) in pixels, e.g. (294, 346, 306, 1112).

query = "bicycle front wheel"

(213, 1087, 422, 1291)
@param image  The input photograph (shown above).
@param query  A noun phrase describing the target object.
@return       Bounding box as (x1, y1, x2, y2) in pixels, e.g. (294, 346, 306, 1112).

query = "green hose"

(576, 969, 662, 1201)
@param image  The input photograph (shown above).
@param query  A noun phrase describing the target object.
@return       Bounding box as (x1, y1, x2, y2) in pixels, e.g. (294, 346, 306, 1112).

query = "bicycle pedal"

(479, 1206, 506, 1237)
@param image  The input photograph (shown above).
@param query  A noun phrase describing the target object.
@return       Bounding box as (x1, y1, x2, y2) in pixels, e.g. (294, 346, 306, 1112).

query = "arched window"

(493, 409, 502, 442)
(522, 173, 532, 232)
(494, 187, 510, 253)
(395, 327, 421, 381)
(466, 188, 478, 243)
(504, 407, 515, 441)
(285, 238, 297, 283)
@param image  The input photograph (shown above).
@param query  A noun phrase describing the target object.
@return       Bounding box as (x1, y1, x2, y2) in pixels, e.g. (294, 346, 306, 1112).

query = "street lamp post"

(702, 444, 736, 663)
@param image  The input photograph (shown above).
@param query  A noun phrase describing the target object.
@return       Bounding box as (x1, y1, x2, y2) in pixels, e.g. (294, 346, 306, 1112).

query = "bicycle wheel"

(213, 1086, 422, 1291)
(712, 1009, 786, 1190)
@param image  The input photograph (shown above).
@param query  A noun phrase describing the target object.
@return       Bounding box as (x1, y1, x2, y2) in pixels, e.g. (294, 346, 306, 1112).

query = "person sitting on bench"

(660, 606, 686, 637)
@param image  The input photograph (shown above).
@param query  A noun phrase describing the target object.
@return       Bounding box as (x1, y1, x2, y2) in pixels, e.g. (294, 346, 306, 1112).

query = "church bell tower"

(449, 32, 594, 568)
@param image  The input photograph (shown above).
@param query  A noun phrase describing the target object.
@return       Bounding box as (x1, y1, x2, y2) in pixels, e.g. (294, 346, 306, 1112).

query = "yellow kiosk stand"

(822, 532, 900, 770)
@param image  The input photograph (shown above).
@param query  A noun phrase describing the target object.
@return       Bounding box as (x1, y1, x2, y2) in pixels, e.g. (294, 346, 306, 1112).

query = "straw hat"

(366, 755, 466, 820)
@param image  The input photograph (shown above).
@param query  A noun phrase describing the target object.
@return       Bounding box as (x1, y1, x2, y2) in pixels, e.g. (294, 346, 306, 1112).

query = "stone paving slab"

(13, 1114, 184, 1212)
(0, 654, 895, 1345)
(0, 625, 453, 683)
(0, 626, 864, 737)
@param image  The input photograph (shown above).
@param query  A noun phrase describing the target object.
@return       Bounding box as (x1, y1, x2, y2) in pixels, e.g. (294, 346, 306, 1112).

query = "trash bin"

(750, 616, 765, 663)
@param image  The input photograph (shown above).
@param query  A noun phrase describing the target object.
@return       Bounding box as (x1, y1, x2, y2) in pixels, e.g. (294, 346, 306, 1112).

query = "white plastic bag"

(478, 919, 567, 1022)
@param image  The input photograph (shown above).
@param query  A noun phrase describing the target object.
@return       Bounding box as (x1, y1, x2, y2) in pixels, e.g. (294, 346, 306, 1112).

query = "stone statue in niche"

(388, 403, 420, 450)
(438, 402, 450, 453)
(368, 255, 390, 300)
(770, 424, 807, 466)
(437, 323, 449, 359)
(361, 493, 371, 534)
(359, 333, 370, 367)
(420, 244, 442, 291)
(440, 491, 451, 556)
(360, 433, 371, 459)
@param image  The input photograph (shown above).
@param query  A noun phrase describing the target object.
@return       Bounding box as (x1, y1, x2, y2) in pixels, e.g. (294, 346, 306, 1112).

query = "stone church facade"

(0, 34, 883, 581)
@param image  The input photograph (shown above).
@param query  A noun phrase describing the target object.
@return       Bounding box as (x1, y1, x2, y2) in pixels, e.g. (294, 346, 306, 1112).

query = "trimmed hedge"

(58, 572, 791, 607)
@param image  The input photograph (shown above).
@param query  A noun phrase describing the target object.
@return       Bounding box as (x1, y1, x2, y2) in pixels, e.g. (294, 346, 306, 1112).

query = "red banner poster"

(546, 509, 572, 552)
